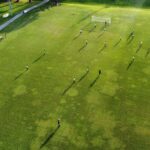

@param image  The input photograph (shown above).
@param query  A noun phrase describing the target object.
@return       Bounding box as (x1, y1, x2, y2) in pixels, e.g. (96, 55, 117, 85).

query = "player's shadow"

(145, 48, 150, 58)
(89, 74, 100, 88)
(40, 126, 60, 149)
(32, 53, 45, 64)
(73, 34, 81, 41)
(89, 26, 96, 32)
(127, 37, 134, 45)
(136, 46, 142, 53)
(62, 80, 76, 95)
(78, 44, 87, 52)
(98, 46, 106, 53)
(113, 39, 122, 47)
(82, 22, 91, 30)
(78, 70, 89, 83)
(127, 33, 134, 41)
(97, 31, 104, 38)
(126, 61, 134, 70)
(127, 35, 131, 41)
(14, 70, 27, 80)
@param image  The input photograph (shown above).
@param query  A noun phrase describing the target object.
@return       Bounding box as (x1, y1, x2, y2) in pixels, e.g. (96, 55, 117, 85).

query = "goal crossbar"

(91, 16, 111, 24)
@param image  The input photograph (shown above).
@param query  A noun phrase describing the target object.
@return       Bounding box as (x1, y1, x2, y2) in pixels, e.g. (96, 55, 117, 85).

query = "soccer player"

(120, 37, 122, 41)
(25, 65, 29, 71)
(139, 41, 143, 47)
(57, 118, 61, 127)
(80, 30, 83, 34)
(131, 56, 135, 65)
(132, 56, 135, 61)
(85, 40, 88, 46)
(0, 35, 4, 41)
(136, 41, 143, 53)
(105, 21, 107, 27)
(130, 31, 134, 37)
(127, 56, 135, 70)
(99, 70, 101, 75)
(86, 68, 89, 73)
(73, 78, 76, 83)
(103, 28, 106, 32)
(128, 31, 135, 40)
(104, 42, 107, 48)
(145, 48, 150, 57)
(43, 49, 46, 56)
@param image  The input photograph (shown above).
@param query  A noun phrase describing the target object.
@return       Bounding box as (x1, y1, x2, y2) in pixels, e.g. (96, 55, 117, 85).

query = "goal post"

(91, 16, 111, 24)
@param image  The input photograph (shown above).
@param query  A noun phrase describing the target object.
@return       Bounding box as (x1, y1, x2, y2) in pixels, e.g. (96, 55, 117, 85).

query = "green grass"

(0, 3, 150, 150)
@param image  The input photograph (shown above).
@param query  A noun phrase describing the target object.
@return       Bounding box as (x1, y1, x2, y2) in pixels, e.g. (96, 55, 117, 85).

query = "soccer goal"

(91, 16, 111, 24)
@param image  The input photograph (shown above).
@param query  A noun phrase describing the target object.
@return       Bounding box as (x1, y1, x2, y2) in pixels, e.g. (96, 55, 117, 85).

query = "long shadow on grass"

(89, 70, 101, 88)
(78, 68, 89, 83)
(136, 45, 142, 53)
(145, 48, 150, 58)
(73, 33, 82, 40)
(14, 51, 45, 80)
(78, 44, 87, 52)
(126, 58, 135, 70)
(81, 22, 91, 30)
(98, 45, 107, 53)
(14, 69, 28, 80)
(113, 38, 122, 47)
(89, 26, 96, 32)
(40, 126, 60, 149)
(127, 37, 134, 45)
(97, 31, 104, 38)
(62, 79, 76, 95)
(32, 51, 46, 64)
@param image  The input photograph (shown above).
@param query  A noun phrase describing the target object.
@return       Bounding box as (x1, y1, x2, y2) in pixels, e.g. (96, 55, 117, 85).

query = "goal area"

(91, 16, 111, 24)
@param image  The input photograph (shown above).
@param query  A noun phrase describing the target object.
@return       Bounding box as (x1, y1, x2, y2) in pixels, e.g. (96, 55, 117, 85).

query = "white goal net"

(91, 16, 111, 24)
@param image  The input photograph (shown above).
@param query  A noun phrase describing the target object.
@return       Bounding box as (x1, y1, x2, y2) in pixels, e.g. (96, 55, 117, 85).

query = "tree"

(15, 0, 32, 3)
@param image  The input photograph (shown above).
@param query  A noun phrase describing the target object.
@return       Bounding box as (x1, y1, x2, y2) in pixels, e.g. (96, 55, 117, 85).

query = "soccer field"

(0, 3, 150, 150)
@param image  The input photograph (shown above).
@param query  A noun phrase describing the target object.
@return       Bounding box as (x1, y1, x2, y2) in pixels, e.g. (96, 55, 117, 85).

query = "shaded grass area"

(0, 3, 150, 150)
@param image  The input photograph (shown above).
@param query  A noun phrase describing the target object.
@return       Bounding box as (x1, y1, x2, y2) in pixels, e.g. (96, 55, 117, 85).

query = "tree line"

(0, 0, 32, 3)
(1, 0, 149, 6)
(62, 0, 150, 6)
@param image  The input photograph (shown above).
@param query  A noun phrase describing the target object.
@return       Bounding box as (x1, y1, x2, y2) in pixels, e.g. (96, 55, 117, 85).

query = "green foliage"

(63, 0, 150, 6)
